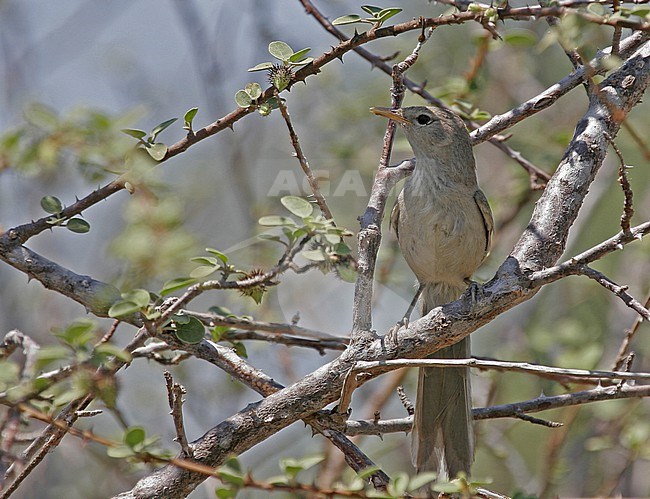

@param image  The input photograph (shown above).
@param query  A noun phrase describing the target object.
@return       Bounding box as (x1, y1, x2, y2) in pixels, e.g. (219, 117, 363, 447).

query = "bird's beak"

(370, 107, 411, 125)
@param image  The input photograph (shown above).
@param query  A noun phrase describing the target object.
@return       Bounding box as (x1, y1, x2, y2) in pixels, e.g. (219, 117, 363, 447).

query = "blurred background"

(0, 0, 649, 497)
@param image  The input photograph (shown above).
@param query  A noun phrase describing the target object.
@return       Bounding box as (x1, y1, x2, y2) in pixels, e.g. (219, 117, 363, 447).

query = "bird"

(371, 105, 493, 478)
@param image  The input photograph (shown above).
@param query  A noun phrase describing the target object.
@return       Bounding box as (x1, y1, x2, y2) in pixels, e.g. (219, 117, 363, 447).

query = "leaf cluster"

(333, 5, 402, 28)
(40, 195, 91, 233)
(259, 196, 356, 282)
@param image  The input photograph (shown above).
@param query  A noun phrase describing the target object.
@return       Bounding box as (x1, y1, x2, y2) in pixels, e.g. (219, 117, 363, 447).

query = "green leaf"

(332, 14, 362, 25)
(150, 118, 178, 142)
(302, 249, 328, 262)
(94, 343, 133, 363)
(183, 107, 198, 127)
(205, 248, 229, 264)
(35, 345, 70, 369)
(40, 195, 63, 214)
(268, 40, 293, 61)
(107, 444, 136, 459)
(190, 265, 218, 279)
(248, 62, 274, 72)
(66, 218, 91, 233)
(160, 277, 198, 296)
(281, 196, 313, 217)
(121, 128, 147, 140)
(215, 487, 238, 499)
(170, 313, 189, 325)
(121, 289, 151, 308)
(288, 47, 311, 63)
(377, 8, 402, 22)
(503, 28, 538, 47)
(174, 316, 205, 344)
(408, 472, 438, 491)
(145, 142, 167, 161)
(235, 90, 253, 108)
(53, 319, 96, 347)
(108, 300, 141, 318)
(470, 109, 492, 121)
(190, 256, 219, 266)
(631, 7, 650, 17)
(24, 103, 59, 130)
(258, 215, 296, 227)
(232, 341, 248, 358)
(244, 82, 262, 100)
(357, 465, 381, 480)
(361, 5, 383, 15)
(288, 57, 314, 67)
(336, 265, 357, 283)
(258, 233, 284, 244)
(333, 242, 351, 255)
(124, 426, 146, 448)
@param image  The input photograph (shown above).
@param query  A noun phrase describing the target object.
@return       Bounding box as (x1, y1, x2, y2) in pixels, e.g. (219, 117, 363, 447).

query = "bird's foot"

(387, 316, 409, 346)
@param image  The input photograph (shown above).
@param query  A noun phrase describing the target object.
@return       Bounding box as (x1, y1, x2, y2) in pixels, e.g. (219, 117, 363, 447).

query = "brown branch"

(605, 133, 635, 234)
(345, 383, 650, 436)
(579, 266, 650, 320)
(164, 372, 191, 458)
(339, 358, 650, 408)
(613, 293, 650, 370)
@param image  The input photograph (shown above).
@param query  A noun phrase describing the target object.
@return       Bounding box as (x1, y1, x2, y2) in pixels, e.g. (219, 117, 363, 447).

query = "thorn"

(635, 233, 644, 240)
(616, 243, 624, 250)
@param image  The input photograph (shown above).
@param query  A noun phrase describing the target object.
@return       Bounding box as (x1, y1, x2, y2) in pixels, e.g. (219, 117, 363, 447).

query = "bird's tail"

(411, 282, 474, 478)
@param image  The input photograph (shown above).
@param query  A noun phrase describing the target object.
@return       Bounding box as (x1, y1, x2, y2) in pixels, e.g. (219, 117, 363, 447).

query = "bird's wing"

(389, 194, 401, 239)
(473, 189, 494, 258)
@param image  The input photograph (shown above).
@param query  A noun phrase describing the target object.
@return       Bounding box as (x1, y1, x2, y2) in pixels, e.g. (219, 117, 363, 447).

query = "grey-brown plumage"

(372, 106, 493, 477)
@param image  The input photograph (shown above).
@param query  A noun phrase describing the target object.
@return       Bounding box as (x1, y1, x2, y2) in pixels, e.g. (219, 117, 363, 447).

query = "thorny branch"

(345, 384, 650, 436)
(338, 358, 650, 414)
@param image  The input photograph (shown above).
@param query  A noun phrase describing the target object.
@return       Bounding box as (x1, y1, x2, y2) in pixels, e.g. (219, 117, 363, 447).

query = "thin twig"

(613, 293, 650, 370)
(164, 371, 192, 457)
(514, 411, 563, 428)
(275, 90, 333, 219)
(344, 383, 650, 436)
(579, 265, 650, 320)
(605, 133, 635, 234)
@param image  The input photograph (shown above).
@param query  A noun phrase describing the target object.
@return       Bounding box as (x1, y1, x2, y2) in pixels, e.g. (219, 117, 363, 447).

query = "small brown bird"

(372, 105, 493, 477)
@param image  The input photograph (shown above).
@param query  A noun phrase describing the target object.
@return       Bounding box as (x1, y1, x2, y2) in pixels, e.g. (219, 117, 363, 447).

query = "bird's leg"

(464, 277, 482, 306)
(387, 282, 424, 345)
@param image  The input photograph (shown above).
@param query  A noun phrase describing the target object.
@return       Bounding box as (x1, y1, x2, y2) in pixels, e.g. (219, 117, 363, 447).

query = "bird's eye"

(416, 114, 433, 125)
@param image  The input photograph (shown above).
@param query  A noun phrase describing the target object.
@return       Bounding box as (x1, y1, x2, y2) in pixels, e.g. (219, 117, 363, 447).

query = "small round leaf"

(174, 316, 205, 344)
(121, 289, 151, 308)
(40, 195, 63, 214)
(66, 218, 90, 233)
(146, 143, 167, 161)
(235, 90, 253, 108)
(108, 300, 141, 318)
(268, 41, 293, 61)
(302, 249, 328, 262)
(244, 82, 262, 100)
(281, 196, 313, 218)
(124, 426, 146, 448)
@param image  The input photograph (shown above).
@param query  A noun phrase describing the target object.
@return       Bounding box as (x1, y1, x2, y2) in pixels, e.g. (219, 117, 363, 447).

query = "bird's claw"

(387, 317, 409, 346)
